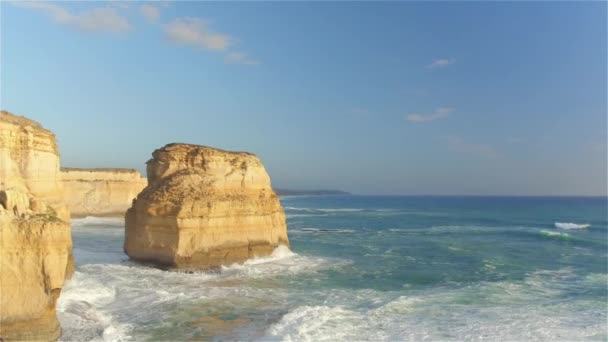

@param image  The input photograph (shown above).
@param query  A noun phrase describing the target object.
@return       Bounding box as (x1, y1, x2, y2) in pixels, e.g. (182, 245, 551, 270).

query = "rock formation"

(0, 111, 73, 341)
(61, 168, 147, 217)
(124, 143, 289, 269)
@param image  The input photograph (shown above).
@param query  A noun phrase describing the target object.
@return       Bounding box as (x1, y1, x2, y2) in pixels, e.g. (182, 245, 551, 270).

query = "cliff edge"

(124, 143, 289, 269)
(0, 111, 73, 341)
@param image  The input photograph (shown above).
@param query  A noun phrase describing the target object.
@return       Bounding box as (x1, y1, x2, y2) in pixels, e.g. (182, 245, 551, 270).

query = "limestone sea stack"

(0, 111, 73, 341)
(61, 168, 147, 217)
(124, 143, 289, 269)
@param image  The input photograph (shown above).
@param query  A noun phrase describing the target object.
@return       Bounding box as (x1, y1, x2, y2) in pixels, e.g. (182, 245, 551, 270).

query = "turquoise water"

(58, 196, 607, 341)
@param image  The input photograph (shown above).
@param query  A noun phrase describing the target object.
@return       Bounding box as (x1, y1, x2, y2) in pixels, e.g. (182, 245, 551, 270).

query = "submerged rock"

(124, 143, 289, 269)
(61, 167, 147, 217)
(0, 111, 73, 341)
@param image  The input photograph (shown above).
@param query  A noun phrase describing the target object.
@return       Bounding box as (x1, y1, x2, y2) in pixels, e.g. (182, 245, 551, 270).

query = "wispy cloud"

(163, 18, 232, 51)
(406, 107, 452, 123)
(11, 1, 131, 33)
(140, 4, 160, 22)
(224, 51, 259, 66)
(427, 58, 455, 69)
(13, 2, 257, 66)
(446, 136, 498, 158)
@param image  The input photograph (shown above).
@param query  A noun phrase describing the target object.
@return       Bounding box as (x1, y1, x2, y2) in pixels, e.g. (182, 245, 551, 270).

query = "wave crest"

(555, 222, 590, 230)
(540, 230, 570, 239)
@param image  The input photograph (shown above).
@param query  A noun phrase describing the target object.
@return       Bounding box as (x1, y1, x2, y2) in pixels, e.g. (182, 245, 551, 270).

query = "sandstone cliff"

(124, 143, 289, 269)
(0, 111, 73, 341)
(61, 168, 147, 217)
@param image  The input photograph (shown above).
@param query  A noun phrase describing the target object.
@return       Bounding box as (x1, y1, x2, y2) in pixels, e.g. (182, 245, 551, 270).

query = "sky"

(1, 1, 606, 196)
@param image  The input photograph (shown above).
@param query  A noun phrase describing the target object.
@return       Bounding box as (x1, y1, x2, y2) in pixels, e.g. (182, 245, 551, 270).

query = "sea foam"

(263, 269, 607, 341)
(57, 244, 342, 341)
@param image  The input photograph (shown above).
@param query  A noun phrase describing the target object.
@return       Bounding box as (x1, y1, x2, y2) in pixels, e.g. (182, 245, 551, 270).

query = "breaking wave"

(555, 222, 590, 230)
(285, 207, 366, 212)
(263, 269, 607, 341)
(58, 245, 343, 341)
(540, 230, 570, 239)
(290, 228, 355, 234)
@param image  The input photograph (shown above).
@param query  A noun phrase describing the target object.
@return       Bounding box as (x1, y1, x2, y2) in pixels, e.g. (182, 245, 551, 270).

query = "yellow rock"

(124, 143, 289, 269)
(0, 111, 73, 341)
(61, 168, 147, 217)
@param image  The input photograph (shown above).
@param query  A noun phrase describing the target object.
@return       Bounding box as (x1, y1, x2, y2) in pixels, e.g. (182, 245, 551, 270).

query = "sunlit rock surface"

(61, 168, 147, 217)
(124, 143, 289, 269)
(0, 111, 73, 341)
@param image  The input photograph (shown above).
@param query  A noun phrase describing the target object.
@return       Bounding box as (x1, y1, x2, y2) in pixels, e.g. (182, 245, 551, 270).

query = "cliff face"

(124, 143, 289, 269)
(61, 168, 147, 217)
(0, 111, 73, 341)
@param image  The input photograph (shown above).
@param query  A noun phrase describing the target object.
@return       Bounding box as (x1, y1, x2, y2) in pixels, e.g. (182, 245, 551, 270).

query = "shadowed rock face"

(124, 143, 289, 269)
(61, 168, 147, 217)
(0, 111, 73, 341)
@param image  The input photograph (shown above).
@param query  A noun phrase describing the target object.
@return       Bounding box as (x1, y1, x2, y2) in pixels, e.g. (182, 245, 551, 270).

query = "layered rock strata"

(0, 111, 73, 341)
(124, 143, 289, 269)
(61, 168, 147, 217)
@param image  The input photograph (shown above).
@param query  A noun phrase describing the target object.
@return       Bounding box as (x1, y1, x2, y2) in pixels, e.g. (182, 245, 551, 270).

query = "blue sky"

(2, 1, 606, 195)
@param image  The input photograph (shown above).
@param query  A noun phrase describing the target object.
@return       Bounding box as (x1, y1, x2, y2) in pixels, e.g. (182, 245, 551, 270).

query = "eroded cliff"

(0, 111, 73, 341)
(124, 143, 289, 269)
(61, 168, 147, 217)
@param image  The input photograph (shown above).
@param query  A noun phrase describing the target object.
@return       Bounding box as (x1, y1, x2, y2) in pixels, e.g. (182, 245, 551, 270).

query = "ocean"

(58, 196, 608, 341)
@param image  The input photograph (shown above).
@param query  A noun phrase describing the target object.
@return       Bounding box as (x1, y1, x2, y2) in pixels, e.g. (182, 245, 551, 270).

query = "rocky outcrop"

(0, 111, 73, 341)
(61, 168, 147, 217)
(124, 143, 289, 269)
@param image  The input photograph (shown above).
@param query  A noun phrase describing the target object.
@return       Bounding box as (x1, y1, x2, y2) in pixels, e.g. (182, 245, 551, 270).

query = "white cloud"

(406, 107, 452, 123)
(446, 136, 498, 158)
(224, 52, 259, 66)
(427, 58, 455, 69)
(140, 4, 160, 22)
(11, 1, 131, 33)
(163, 18, 232, 51)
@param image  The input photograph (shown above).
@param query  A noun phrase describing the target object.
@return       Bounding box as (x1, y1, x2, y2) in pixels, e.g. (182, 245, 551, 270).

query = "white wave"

(285, 207, 316, 212)
(264, 305, 374, 341)
(58, 245, 345, 341)
(72, 216, 124, 228)
(220, 246, 346, 278)
(243, 245, 296, 265)
(285, 206, 367, 213)
(316, 208, 365, 212)
(388, 228, 409, 232)
(58, 272, 132, 341)
(290, 228, 355, 234)
(555, 222, 590, 230)
(264, 269, 607, 341)
(540, 230, 570, 238)
(286, 213, 329, 218)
